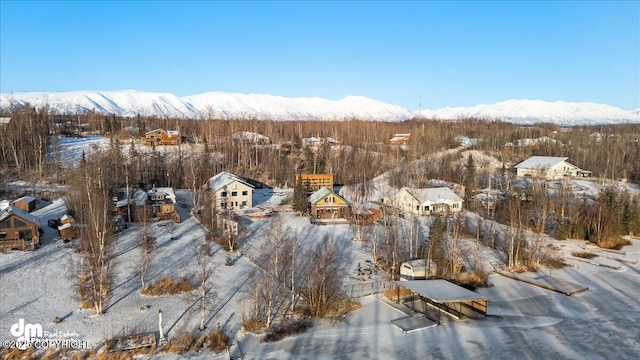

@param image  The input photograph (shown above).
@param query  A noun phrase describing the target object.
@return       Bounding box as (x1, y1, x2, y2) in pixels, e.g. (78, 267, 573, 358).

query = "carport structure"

(394, 280, 488, 324)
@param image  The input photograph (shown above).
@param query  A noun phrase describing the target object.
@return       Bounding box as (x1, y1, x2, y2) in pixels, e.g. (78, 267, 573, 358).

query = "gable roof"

(513, 156, 569, 169)
(308, 187, 351, 205)
(400, 187, 463, 204)
(145, 128, 166, 135)
(148, 187, 176, 204)
(208, 172, 254, 192)
(0, 205, 40, 227)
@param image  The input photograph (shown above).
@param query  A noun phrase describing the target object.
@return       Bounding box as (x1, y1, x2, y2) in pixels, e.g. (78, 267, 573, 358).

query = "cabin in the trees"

(232, 131, 270, 145)
(141, 128, 180, 146)
(389, 133, 411, 145)
(0, 205, 41, 251)
(302, 137, 340, 149)
(385, 187, 463, 216)
(308, 187, 351, 220)
(513, 156, 591, 180)
(293, 173, 334, 192)
(207, 172, 254, 210)
(350, 203, 382, 225)
(11, 196, 37, 213)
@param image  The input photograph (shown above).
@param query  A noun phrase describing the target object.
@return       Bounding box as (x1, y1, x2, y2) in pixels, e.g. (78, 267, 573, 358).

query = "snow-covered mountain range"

(1, 90, 638, 125)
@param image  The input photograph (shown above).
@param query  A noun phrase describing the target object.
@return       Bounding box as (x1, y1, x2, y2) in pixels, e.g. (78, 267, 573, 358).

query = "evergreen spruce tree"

(293, 176, 308, 213)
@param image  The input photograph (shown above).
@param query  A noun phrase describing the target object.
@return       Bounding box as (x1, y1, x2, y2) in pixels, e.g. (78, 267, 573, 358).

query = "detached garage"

(11, 196, 37, 213)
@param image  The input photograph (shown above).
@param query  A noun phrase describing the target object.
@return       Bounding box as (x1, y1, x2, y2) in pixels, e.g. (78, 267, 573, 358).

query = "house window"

(14, 219, 27, 227)
(0, 232, 6, 239)
(231, 191, 238, 197)
(0, 220, 10, 229)
(221, 192, 227, 198)
(242, 201, 247, 207)
(19, 230, 32, 239)
(221, 202, 227, 209)
(152, 205, 161, 214)
(416, 205, 420, 211)
(242, 191, 248, 196)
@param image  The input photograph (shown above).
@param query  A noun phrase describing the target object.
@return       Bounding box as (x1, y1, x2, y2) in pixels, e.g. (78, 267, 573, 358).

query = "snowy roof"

(0, 117, 11, 124)
(133, 189, 149, 206)
(513, 156, 569, 169)
(515, 136, 559, 147)
(58, 223, 84, 231)
(395, 280, 487, 302)
(145, 128, 179, 136)
(208, 172, 254, 192)
(351, 202, 380, 215)
(232, 131, 269, 142)
(405, 187, 463, 204)
(304, 137, 339, 144)
(148, 187, 176, 204)
(308, 187, 351, 205)
(0, 205, 40, 227)
(61, 214, 74, 222)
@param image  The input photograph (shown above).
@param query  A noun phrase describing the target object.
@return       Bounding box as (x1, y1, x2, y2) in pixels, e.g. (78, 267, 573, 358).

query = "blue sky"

(1, 1, 638, 110)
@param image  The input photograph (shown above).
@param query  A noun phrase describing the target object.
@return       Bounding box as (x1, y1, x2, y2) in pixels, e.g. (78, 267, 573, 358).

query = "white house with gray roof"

(207, 172, 254, 209)
(513, 156, 590, 180)
(385, 187, 463, 216)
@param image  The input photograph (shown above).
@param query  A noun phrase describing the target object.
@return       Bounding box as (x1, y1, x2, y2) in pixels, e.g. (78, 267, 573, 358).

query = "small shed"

(12, 196, 37, 213)
(58, 222, 83, 240)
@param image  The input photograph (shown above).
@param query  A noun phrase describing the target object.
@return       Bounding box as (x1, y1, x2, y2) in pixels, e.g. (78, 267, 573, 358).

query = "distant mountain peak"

(416, 98, 639, 125)
(1, 90, 638, 125)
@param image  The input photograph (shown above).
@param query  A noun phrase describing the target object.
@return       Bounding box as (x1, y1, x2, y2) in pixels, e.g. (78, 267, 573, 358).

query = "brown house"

(133, 187, 180, 222)
(294, 174, 334, 192)
(11, 196, 37, 213)
(350, 204, 382, 225)
(141, 128, 180, 146)
(0, 206, 41, 251)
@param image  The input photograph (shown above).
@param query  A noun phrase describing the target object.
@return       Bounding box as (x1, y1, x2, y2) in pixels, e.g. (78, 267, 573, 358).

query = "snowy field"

(1, 188, 640, 358)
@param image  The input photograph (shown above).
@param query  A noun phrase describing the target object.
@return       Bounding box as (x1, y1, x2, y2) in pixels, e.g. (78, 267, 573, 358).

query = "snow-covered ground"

(2, 186, 640, 358)
(47, 135, 110, 167)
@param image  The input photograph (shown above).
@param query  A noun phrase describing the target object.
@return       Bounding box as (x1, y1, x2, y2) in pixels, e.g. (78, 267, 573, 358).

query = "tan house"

(294, 173, 334, 192)
(513, 156, 591, 180)
(208, 172, 254, 210)
(141, 128, 180, 146)
(0, 206, 41, 251)
(385, 187, 463, 216)
(308, 187, 351, 220)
